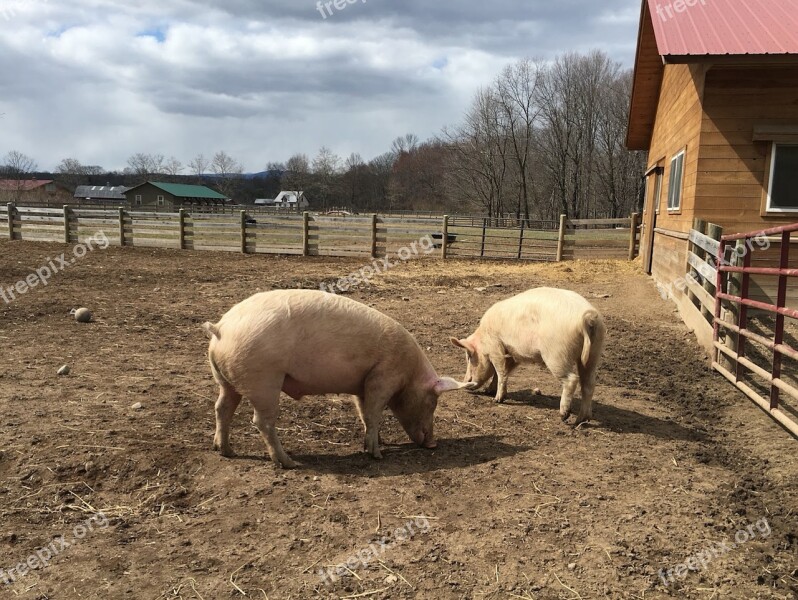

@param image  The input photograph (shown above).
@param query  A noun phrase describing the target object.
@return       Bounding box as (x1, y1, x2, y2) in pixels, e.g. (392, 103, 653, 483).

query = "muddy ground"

(0, 239, 795, 600)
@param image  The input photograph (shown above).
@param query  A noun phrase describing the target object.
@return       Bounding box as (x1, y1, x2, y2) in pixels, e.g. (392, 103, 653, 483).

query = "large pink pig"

(203, 289, 471, 468)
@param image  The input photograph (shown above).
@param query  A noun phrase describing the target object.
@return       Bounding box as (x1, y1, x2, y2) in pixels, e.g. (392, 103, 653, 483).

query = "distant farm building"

(123, 181, 229, 210)
(626, 0, 798, 344)
(0, 179, 72, 205)
(254, 191, 308, 210)
(74, 185, 129, 204)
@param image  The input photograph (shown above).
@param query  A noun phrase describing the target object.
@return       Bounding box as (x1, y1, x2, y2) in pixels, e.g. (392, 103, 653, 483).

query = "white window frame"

(765, 143, 798, 213)
(157, 195, 165, 207)
(667, 150, 685, 212)
(135, 194, 142, 206)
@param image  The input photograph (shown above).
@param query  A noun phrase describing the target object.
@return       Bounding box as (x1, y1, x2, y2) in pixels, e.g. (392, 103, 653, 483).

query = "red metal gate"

(712, 222, 798, 437)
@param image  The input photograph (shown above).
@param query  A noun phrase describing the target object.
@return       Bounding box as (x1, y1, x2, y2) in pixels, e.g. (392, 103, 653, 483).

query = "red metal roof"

(648, 0, 798, 57)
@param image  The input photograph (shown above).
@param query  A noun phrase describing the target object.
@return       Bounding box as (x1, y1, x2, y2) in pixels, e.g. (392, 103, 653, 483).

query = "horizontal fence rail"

(0, 204, 640, 263)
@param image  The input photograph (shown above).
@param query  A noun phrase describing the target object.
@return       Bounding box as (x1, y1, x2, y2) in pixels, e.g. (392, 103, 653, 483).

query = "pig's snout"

(413, 428, 437, 449)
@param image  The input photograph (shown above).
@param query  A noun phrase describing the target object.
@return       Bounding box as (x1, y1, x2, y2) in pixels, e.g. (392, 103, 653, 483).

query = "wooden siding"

(695, 66, 798, 234)
(639, 63, 706, 274)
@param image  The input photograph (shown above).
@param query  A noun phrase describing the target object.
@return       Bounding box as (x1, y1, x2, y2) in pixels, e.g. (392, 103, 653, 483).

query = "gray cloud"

(0, 0, 641, 171)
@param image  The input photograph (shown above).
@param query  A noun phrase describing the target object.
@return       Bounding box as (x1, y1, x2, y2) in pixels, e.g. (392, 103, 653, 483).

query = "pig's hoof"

(279, 458, 299, 469)
(370, 450, 383, 460)
(213, 441, 235, 458)
(495, 397, 505, 404)
(560, 410, 571, 421)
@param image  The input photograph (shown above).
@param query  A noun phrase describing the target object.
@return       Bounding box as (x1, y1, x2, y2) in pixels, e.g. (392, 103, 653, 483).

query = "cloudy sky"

(0, 0, 643, 173)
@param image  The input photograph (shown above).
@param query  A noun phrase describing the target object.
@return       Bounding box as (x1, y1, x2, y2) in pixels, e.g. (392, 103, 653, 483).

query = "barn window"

(157, 195, 165, 206)
(135, 195, 142, 206)
(766, 144, 798, 212)
(667, 151, 684, 211)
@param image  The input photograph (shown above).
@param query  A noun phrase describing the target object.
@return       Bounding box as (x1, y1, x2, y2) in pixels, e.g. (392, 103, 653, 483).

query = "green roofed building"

(123, 181, 229, 210)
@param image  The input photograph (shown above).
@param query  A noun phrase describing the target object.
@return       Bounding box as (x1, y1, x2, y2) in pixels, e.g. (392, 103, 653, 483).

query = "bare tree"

(495, 58, 543, 221)
(210, 150, 243, 199)
(390, 133, 419, 158)
(2, 151, 38, 201)
(441, 87, 511, 219)
(164, 156, 183, 177)
(282, 153, 311, 197)
(126, 153, 165, 177)
(311, 146, 342, 210)
(343, 152, 365, 208)
(188, 153, 210, 182)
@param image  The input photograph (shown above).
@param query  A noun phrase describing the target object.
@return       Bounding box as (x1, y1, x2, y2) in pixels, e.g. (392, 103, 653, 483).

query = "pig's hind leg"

(249, 382, 298, 469)
(558, 373, 579, 421)
(213, 382, 242, 457)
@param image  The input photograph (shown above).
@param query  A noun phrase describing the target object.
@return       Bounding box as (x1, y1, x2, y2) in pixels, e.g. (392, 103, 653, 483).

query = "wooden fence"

(0, 204, 640, 262)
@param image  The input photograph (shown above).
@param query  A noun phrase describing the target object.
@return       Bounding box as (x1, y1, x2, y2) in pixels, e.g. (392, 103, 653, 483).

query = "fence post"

(302, 211, 310, 256)
(63, 205, 70, 243)
(628, 212, 639, 260)
(118, 207, 125, 246)
(7, 203, 15, 240)
(441, 215, 449, 259)
(370, 214, 378, 258)
(480, 217, 487, 257)
(688, 218, 707, 316)
(705, 222, 723, 312)
(179, 208, 186, 250)
(240, 210, 247, 254)
(517, 219, 525, 259)
(556, 214, 567, 261)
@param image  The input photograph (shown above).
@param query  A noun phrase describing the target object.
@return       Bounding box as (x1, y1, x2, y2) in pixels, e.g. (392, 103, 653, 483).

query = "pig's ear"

(433, 377, 478, 395)
(450, 337, 474, 352)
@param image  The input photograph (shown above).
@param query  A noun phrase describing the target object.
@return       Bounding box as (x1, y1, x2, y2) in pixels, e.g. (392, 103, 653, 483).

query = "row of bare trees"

(265, 52, 645, 218)
(443, 51, 646, 220)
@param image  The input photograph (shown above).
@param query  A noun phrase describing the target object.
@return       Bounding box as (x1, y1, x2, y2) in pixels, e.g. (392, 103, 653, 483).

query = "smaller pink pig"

(451, 287, 605, 424)
(203, 289, 471, 468)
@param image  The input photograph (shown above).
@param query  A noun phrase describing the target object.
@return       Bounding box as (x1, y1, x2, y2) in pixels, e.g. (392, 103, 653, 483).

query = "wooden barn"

(123, 181, 229, 211)
(626, 0, 798, 348)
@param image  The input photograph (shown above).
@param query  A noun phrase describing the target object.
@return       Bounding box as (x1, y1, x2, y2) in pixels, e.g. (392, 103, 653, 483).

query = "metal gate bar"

(712, 223, 798, 437)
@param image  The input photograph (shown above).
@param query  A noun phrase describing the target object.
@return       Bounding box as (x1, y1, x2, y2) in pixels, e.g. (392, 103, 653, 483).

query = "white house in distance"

(254, 191, 309, 209)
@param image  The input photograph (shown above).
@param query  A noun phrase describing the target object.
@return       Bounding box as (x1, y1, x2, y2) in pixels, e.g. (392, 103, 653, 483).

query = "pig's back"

(215, 289, 416, 360)
(482, 287, 597, 349)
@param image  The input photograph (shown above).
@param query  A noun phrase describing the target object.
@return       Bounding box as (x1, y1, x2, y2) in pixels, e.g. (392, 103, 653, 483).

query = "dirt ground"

(0, 239, 796, 600)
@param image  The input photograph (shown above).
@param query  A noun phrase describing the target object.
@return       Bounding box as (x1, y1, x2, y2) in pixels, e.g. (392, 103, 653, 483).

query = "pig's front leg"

(353, 395, 383, 449)
(360, 389, 390, 460)
(485, 374, 498, 396)
(491, 355, 510, 403)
